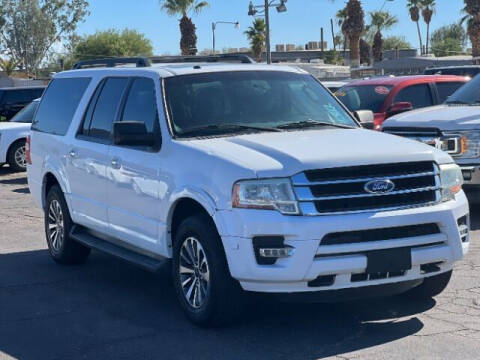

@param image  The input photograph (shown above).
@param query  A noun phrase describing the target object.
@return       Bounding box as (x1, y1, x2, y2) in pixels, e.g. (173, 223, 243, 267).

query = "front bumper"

(459, 164, 480, 185)
(215, 192, 469, 293)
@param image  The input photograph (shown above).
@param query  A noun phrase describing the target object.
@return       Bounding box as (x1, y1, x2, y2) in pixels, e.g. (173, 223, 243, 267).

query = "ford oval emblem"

(364, 179, 395, 194)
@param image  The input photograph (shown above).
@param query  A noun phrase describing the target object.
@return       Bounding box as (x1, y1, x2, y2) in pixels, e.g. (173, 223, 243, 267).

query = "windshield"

(445, 75, 480, 105)
(164, 71, 357, 137)
(335, 85, 392, 113)
(10, 100, 39, 123)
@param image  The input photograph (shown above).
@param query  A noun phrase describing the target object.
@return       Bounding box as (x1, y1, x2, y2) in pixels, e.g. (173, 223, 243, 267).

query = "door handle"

(69, 150, 77, 158)
(111, 158, 121, 169)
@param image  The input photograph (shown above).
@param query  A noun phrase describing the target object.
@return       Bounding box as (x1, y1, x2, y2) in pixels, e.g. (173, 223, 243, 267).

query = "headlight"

(232, 178, 299, 215)
(443, 131, 480, 158)
(439, 163, 463, 201)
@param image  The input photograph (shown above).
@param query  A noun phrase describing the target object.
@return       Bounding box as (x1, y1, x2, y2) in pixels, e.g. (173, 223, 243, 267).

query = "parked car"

(0, 99, 40, 171)
(424, 65, 480, 78)
(0, 86, 44, 121)
(383, 73, 480, 201)
(27, 61, 469, 326)
(335, 75, 468, 130)
(321, 80, 350, 93)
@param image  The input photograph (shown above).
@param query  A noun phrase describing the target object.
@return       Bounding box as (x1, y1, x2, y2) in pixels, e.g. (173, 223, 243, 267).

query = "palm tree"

(369, 11, 398, 62)
(336, 7, 348, 55)
(342, 0, 365, 67)
(160, 0, 209, 55)
(462, 0, 480, 57)
(407, 0, 423, 55)
(420, 0, 436, 55)
(244, 18, 266, 62)
(0, 58, 16, 76)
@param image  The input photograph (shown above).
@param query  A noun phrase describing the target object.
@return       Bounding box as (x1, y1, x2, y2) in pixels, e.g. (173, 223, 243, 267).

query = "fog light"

(259, 247, 294, 258)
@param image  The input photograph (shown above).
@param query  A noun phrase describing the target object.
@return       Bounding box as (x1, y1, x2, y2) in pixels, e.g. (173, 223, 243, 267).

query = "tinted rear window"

(32, 78, 90, 135)
(2, 88, 44, 104)
(335, 85, 393, 113)
(11, 100, 39, 123)
(436, 82, 465, 103)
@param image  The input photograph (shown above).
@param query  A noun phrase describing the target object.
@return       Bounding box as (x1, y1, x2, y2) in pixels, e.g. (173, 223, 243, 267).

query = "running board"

(70, 226, 165, 272)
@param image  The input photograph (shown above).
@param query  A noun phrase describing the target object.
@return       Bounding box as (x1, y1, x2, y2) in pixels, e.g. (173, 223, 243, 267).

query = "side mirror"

(354, 110, 374, 126)
(387, 102, 413, 117)
(113, 121, 156, 147)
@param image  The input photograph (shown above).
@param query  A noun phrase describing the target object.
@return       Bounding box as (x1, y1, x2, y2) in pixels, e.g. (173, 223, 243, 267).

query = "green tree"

(420, 0, 436, 54)
(370, 11, 398, 61)
(369, 11, 398, 62)
(335, 7, 348, 54)
(342, 0, 365, 67)
(407, 0, 423, 54)
(430, 23, 466, 56)
(73, 29, 153, 60)
(160, 0, 209, 56)
(0, 58, 16, 76)
(0, 0, 89, 76)
(244, 18, 266, 62)
(383, 36, 413, 51)
(462, 0, 480, 57)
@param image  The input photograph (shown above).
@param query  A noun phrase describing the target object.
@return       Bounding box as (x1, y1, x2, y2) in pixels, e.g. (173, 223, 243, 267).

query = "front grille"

(292, 161, 440, 215)
(321, 223, 440, 246)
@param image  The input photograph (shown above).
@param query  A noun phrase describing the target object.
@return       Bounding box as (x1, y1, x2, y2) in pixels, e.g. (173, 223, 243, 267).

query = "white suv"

(27, 61, 469, 326)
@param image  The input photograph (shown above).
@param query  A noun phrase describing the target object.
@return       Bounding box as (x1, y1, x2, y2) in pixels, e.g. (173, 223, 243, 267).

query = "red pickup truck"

(335, 75, 469, 130)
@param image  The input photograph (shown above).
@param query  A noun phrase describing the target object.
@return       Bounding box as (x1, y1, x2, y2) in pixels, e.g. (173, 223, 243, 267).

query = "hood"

(0, 122, 30, 131)
(384, 105, 480, 131)
(187, 128, 451, 178)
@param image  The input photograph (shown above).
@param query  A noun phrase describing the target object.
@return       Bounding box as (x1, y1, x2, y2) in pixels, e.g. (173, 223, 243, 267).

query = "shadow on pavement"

(0, 249, 431, 360)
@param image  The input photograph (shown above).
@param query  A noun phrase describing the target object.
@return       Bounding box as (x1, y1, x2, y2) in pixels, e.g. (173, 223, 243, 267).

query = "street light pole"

(211, 21, 240, 55)
(264, 0, 271, 64)
(248, 0, 287, 64)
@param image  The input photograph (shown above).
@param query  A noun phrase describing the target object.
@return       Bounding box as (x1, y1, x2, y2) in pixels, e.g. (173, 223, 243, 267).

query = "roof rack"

(150, 54, 255, 64)
(72, 57, 151, 70)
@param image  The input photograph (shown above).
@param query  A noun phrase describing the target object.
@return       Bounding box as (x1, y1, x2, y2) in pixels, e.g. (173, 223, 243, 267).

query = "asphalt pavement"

(1, 166, 480, 360)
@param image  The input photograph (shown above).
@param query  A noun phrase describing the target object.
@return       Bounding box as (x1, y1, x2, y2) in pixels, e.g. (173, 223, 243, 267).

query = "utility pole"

(264, 0, 271, 64)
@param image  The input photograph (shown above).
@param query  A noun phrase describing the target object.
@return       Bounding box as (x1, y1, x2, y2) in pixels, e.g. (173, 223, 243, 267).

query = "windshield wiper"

(276, 119, 354, 130)
(178, 123, 281, 137)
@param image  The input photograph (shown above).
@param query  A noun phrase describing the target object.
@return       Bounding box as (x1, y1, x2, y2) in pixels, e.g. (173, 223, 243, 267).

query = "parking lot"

(1, 167, 480, 360)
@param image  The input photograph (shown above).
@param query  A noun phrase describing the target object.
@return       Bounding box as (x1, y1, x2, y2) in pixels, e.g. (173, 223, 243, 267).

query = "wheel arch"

(166, 195, 221, 257)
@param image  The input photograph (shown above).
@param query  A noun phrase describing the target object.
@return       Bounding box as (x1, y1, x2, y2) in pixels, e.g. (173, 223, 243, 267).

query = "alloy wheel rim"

(179, 237, 210, 309)
(14, 146, 26, 168)
(48, 200, 64, 252)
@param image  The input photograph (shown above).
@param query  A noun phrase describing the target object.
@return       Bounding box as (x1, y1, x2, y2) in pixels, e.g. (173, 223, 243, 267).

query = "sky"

(75, 0, 466, 55)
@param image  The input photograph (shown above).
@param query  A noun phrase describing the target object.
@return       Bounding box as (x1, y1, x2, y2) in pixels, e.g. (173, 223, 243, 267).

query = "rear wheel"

(172, 214, 242, 327)
(403, 270, 452, 299)
(7, 140, 27, 172)
(45, 185, 90, 264)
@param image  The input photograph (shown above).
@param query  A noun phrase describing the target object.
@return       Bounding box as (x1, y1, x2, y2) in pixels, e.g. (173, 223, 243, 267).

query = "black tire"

(7, 140, 27, 172)
(172, 214, 242, 327)
(403, 270, 452, 299)
(44, 185, 90, 264)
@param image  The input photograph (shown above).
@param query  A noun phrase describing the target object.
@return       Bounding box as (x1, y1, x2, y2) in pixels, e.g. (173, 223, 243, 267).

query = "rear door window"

(32, 78, 91, 135)
(393, 84, 433, 109)
(87, 77, 129, 140)
(436, 82, 465, 103)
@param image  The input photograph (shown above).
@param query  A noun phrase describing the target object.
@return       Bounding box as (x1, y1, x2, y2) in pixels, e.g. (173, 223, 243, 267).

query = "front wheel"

(172, 214, 242, 327)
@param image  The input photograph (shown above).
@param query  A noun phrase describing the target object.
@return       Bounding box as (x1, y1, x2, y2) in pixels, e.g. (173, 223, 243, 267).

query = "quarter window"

(393, 84, 433, 109)
(32, 78, 90, 135)
(436, 82, 465, 103)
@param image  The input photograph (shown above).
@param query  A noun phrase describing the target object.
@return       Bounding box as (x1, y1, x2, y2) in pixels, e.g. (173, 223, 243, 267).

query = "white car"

(383, 76, 480, 198)
(27, 61, 469, 326)
(0, 99, 39, 171)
